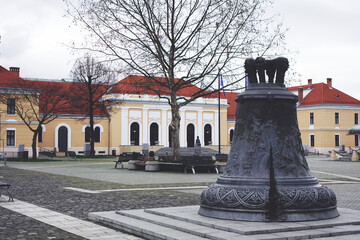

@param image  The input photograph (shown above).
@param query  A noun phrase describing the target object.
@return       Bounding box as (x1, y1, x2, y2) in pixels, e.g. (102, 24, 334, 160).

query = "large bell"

(199, 57, 339, 221)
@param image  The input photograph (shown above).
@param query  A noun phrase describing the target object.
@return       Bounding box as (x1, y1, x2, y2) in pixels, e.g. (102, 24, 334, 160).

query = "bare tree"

(67, 0, 285, 161)
(0, 79, 68, 159)
(69, 56, 116, 156)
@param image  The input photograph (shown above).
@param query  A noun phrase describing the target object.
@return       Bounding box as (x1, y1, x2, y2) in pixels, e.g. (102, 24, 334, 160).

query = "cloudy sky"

(1, 0, 359, 99)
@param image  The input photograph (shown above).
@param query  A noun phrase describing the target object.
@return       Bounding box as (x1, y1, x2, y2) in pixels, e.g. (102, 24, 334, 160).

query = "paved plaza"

(0, 155, 359, 239)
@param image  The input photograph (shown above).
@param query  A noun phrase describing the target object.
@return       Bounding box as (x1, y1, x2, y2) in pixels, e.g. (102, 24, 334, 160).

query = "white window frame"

(6, 127, 16, 147)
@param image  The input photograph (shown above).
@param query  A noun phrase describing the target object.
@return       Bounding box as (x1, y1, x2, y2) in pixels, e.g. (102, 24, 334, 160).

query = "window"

(355, 113, 359, 125)
(310, 134, 315, 147)
(335, 134, 340, 147)
(130, 122, 140, 145)
(204, 124, 212, 145)
(85, 126, 100, 142)
(94, 127, 100, 142)
(335, 112, 339, 124)
(6, 130, 15, 146)
(150, 123, 159, 146)
(309, 112, 314, 125)
(7, 98, 15, 115)
(355, 135, 359, 147)
(38, 126, 43, 143)
(85, 127, 91, 142)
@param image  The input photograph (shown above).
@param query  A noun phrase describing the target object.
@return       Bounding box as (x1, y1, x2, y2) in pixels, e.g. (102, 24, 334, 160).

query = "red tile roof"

(0, 66, 26, 87)
(287, 82, 360, 106)
(0, 66, 108, 116)
(224, 92, 239, 120)
(110, 75, 227, 99)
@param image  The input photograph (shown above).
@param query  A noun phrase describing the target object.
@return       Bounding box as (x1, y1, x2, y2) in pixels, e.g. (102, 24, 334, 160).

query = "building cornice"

(298, 104, 360, 110)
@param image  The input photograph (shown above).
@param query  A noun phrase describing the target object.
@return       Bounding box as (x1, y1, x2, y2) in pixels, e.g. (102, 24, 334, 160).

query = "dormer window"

(334, 94, 339, 99)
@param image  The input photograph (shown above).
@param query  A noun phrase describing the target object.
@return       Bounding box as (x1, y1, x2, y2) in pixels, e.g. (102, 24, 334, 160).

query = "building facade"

(1, 65, 359, 157)
(288, 78, 360, 154)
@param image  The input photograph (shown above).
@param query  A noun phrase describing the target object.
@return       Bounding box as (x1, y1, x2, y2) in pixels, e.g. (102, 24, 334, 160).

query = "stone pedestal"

(128, 160, 141, 170)
(145, 161, 160, 171)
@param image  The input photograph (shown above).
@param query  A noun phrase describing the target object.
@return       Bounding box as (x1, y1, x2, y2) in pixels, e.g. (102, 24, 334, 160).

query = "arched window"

(168, 125, 172, 147)
(85, 127, 91, 142)
(94, 127, 100, 142)
(58, 126, 68, 152)
(150, 123, 159, 146)
(187, 124, 195, 147)
(38, 126, 43, 143)
(230, 129, 234, 143)
(85, 126, 101, 143)
(130, 122, 140, 145)
(204, 124, 212, 146)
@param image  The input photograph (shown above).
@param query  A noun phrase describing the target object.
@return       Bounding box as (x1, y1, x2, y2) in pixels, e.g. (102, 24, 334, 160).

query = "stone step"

(89, 206, 360, 240)
(117, 209, 244, 239)
(89, 211, 207, 240)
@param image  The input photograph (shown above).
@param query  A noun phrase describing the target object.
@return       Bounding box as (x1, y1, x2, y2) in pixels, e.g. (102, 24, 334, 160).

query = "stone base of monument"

(89, 206, 360, 240)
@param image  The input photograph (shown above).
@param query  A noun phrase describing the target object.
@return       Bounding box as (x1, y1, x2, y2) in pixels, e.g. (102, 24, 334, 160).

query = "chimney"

(327, 78, 332, 88)
(9, 67, 20, 77)
(298, 87, 303, 102)
(307, 79, 312, 88)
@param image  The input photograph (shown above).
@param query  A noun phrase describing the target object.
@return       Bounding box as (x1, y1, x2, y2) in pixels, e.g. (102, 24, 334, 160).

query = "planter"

(145, 161, 160, 172)
(128, 160, 142, 170)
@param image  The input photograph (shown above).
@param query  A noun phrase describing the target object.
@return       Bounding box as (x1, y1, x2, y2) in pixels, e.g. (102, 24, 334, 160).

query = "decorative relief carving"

(201, 185, 337, 210)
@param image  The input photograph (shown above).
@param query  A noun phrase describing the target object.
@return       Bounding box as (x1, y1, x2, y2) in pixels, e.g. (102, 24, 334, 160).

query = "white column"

(180, 109, 185, 147)
(121, 107, 129, 145)
(143, 109, 148, 144)
(197, 110, 203, 144)
(162, 109, 167, 146)
(214, 110, 219, 145)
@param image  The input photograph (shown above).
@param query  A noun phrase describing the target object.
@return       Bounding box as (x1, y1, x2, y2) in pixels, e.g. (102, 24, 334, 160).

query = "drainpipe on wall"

(108, 117, 111, 155)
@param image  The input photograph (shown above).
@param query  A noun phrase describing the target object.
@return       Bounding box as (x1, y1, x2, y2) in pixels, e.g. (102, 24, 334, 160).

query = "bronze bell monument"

(199, 57, 339, 221)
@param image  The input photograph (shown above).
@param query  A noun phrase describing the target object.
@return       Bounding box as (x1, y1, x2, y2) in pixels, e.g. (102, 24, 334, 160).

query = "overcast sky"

(1, 0, 359, 99)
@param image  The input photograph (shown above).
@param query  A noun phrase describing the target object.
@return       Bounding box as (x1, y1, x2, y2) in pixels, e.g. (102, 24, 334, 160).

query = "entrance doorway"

(130, 122, 140, 145)
(204, 124, 212, 145)
(150, 123, 159, 145)
(187, 124, 195, 147)
(58, 126, 68, 152)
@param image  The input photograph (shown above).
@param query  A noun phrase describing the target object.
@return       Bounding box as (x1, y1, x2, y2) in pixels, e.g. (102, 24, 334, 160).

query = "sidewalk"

(0, 156, 359, 239)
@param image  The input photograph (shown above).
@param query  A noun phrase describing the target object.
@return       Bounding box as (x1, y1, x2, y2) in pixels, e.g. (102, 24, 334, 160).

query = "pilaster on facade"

(214, 111, 219, 145)
(161, 109, 167, 146)
(197, 110, 203, 144)
(180, 110, 185, 147)
(121, 107, 129, 145)
(143, 108, 148, 144)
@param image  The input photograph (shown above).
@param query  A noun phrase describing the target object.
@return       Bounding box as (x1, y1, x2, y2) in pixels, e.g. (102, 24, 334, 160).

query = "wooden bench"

(0, 181, 13, 202)
(67, 151, 82, 161)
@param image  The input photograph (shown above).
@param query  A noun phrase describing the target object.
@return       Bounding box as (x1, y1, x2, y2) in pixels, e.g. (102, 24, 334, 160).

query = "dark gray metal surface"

(199, 58, 339, 221)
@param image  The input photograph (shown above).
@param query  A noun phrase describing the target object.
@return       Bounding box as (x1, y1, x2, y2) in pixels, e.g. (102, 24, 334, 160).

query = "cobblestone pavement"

(0, 166, 200, 239)
(0, 156, 360, 239)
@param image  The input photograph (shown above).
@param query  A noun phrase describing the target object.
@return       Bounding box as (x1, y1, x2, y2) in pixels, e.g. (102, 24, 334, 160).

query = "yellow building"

(2, 65, 358, 157)
(288, 78, 360, 154)
(0, 67, 234, 157)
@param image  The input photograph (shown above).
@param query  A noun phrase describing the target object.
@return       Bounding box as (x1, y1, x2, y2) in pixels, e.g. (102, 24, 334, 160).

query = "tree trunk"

(171, 105, 181, 162)
(31, 131, 38, 159)
(89, 107, 95, 157)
